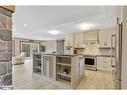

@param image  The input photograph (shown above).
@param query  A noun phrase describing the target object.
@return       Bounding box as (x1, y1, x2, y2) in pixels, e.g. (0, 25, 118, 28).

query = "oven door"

(84, 57, 97, 71)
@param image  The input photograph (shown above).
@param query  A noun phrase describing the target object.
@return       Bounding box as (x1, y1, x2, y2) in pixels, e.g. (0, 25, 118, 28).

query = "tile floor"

(13, 59, 115, 89)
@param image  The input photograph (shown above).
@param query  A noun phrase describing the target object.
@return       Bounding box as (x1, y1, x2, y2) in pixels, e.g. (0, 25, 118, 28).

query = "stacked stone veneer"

(0, 7, 12, 89)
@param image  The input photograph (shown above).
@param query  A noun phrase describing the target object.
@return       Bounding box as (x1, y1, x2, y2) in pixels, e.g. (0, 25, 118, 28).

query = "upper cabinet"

(65, 33, 74, 47)
(99, 28, 116, 48)
(84, 30, 98, 43)
(74, 32, 85, 48)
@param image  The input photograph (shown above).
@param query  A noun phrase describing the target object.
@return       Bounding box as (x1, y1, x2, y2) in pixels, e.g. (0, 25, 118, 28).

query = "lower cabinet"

(97, 57, 113, 71)
(79, 57, 85, 81)
(56, 56, 84, 88)
(33, 53, 85, 89)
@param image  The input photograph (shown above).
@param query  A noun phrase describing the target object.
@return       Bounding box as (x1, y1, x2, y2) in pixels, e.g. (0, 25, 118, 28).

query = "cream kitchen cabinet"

(97, 57, 113, 71)
(99, 28, 116, 48)
(84, 30, 98, 43)
(74, 32, 85, 48)
(65, 33, 74, 47)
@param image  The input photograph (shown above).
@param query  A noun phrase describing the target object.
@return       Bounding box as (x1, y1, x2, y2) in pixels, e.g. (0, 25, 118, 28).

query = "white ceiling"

(12, 6, 117, 40)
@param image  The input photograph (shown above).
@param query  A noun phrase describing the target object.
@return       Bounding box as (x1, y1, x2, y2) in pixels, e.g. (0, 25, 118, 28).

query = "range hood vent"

(84, 30, 99, 44)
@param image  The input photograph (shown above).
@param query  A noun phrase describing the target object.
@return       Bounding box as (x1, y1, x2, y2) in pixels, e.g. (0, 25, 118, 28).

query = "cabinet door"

(71, 57, 80, 87)
(42, 56, 56, 80)
(48, 56, 56, 79)
(99, 28, 116, 48)
(65, 34, 74, 46)
(79, 58, 84, 79)
(97, 57, 112, 71)
(74, 32, 84, 48)
(99, 30, 108, 47)
(84, 31, 98, 42)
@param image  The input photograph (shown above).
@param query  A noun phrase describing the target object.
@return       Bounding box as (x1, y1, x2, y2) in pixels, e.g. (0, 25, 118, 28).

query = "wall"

(0, 7, 13, 89)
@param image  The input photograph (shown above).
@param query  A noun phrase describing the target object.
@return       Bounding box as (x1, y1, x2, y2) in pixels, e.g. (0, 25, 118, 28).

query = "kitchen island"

(33, 52, 84, 89)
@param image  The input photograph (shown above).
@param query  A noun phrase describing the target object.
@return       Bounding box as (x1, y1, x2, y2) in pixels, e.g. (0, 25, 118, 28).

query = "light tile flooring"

(13, 59, 115, 89)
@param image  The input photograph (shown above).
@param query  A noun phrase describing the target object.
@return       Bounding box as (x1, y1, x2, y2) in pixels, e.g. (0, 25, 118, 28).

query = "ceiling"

(12, 6, 117, 40)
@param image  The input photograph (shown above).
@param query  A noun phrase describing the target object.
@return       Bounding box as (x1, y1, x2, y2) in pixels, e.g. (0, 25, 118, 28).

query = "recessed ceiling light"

(77, 23, 95, 30)
(48, 30, 60, 35)
(24, 24, 28, 27)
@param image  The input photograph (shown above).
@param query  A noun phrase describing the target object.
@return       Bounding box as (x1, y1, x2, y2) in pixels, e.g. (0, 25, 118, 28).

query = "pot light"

(48, 30, 60, 35)
(77, 23, 95, 30)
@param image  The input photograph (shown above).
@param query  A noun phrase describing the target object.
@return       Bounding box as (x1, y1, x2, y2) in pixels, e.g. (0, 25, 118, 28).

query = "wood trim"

(0, 6, 15, 12)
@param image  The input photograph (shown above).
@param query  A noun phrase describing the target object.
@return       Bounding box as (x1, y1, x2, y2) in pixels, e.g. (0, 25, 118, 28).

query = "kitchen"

(33, 27, 116, 89)
(10, 6, 121, 89)
(1, 1, 127, 95)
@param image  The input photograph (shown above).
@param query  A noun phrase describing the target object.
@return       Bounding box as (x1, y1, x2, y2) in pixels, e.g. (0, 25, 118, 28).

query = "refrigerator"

(114, 18, 122, 89)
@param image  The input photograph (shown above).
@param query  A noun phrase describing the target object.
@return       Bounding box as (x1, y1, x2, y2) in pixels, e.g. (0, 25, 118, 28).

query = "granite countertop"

(96, 55, 115, 57)
(33, 52, 115, 57)
(43, 53, 79, 57)
(83, 54, 115, 57)
(34, 52, 79, 57)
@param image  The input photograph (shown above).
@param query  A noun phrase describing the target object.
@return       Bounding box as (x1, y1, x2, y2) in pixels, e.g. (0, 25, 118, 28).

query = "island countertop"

(33, 52, 115, 57)
(33, 52, 79, 57)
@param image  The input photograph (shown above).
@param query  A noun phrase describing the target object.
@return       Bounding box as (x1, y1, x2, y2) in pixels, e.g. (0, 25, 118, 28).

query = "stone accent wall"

(0, 7, 12, 89)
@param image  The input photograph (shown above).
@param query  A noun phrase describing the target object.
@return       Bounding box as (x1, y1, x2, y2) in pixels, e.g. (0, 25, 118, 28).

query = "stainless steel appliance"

(113, 18, 122, 89)
(84, 55, 97, 71)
